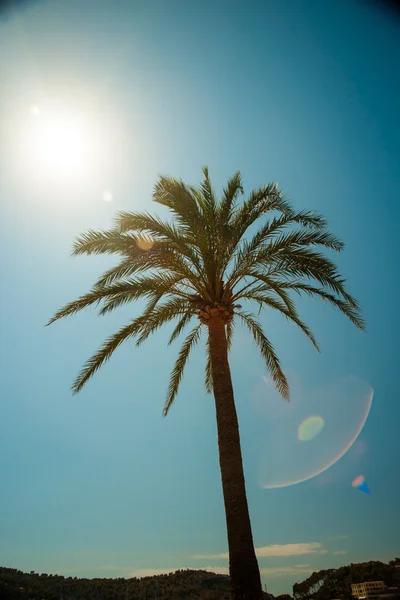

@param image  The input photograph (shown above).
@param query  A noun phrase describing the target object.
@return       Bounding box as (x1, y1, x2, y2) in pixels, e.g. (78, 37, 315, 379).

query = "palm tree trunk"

(208, 318, 263, 600)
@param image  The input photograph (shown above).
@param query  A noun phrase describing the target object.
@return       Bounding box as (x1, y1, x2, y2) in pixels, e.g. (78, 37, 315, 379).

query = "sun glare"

(26, 108, 92, 179)
(7, 96, 124, 197)
(9, 100, 112, 192)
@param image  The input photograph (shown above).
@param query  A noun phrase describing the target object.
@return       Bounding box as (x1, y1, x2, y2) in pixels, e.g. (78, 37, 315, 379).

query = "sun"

(24, 105, 95, 183)
(7, 97, 119, 197)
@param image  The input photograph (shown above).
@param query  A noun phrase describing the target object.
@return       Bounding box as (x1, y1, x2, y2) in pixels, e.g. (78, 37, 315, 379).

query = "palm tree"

(47, 168, 364, 600)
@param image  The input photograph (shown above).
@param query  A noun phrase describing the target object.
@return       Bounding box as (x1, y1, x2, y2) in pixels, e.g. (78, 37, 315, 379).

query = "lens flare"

(254, 373, 300, 420)
(256, 375, 373, 489)
(102, 190, 113, 202)
(298, 416, 324, 441)
(136, 234, 154, 251)
(29, 104, 40, 118)
(352, 474, 370, 494)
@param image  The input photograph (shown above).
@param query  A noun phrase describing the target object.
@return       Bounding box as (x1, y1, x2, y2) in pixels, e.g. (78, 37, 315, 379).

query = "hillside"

(0, 567, 273, 600)
(293, 559, 400, 600)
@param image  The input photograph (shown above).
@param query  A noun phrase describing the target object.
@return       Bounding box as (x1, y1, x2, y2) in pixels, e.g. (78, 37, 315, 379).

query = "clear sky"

(0, 0, 399, 595)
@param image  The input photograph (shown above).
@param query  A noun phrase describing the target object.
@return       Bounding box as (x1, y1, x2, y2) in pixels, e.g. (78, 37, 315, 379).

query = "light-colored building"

(352, 581, 387, 600)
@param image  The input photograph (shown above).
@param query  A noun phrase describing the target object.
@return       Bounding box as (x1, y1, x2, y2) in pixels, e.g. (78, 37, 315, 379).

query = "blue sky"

(0, 0, 399, 594)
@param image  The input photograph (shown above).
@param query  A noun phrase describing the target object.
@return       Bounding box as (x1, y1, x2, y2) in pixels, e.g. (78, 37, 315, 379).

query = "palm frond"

(267, 285, 297, 314)
(218, 171, 243, 225)
(237, 291, 319, 350)
(284, 209, 327, 230)
(98, 273, 188, 316)
(168, 311, 194, 345)
(216, 184, 293, 281)
(235, 277, 297, 314)
(97, 292, 138, 316)
(114, 210, 208, 288)
(236, 310, 289, 399)
(72, 229, 202, 289)
(228, 228, 344, 291)
(198, 166, 217, 217)
(46, 280, 149, 325)
(266, 251, 358, 307)
(232, 246, 339, 294)
(163, 324, 202, 416)
(151, 176, 214, 264)
(93, 245, 196, 288)
(71, 317, 145, 393)
(135, 298, 192, 346)
(116, 210, 185, 243)
(204, 332, 213, 394)
(264, 228, 344, 254)
(152, 176, 203, 231)
(72, 229, 139, 256)
(241, 211, 334, 259)
(93, 259, 142, 288)
(229, 183, 291, 246)
(279, 281, 366, 330)
(142, 290, 168, 317)
(183, 168, 219, 294)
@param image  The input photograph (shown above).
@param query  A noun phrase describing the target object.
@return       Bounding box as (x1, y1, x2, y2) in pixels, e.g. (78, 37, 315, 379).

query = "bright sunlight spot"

(5, 91, 132, 199)
(102, 189, 113, 202)
(8, 96, 118, 194)
(26, 106, 93, 179)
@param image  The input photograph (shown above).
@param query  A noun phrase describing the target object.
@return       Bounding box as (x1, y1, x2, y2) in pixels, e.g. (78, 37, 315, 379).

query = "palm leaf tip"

(353, 311, 366, 331)
(278, 378, 290, 401)
(237, 311, 290, 400)
(70, 382, 81, 396)
(162, 324, 201, 417)
(69, 318, 144, 394)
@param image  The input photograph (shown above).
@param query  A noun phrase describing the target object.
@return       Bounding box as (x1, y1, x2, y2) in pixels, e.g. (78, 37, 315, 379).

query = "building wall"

(352, 581, 386, 600)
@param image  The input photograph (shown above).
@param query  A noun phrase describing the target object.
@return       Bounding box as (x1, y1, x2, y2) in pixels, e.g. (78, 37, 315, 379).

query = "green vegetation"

(0, 567, 270, 600)
(293, 560, 400, 600)
(47, 168, 363, 599)
(2, 560, 398, 600)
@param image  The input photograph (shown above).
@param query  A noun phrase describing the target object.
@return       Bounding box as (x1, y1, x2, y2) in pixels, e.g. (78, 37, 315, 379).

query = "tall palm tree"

(47, 168, 364, 600)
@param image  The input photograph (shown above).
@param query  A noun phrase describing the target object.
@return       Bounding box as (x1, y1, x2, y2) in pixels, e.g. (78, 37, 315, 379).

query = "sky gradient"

(0, 0, 399, 595)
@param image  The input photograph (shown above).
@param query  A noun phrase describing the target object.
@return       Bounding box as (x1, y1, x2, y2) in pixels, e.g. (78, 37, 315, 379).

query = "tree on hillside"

(47, 168, 364, 599)
(293, 561, 398, 600)
(293, 570, 332, 600)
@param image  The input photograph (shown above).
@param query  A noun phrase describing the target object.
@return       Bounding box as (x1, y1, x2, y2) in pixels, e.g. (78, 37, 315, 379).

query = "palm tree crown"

(47, 167, 364, 413)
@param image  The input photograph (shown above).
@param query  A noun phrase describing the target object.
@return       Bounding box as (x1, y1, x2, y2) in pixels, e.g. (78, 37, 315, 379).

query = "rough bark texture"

(208, 315, 263, 600)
